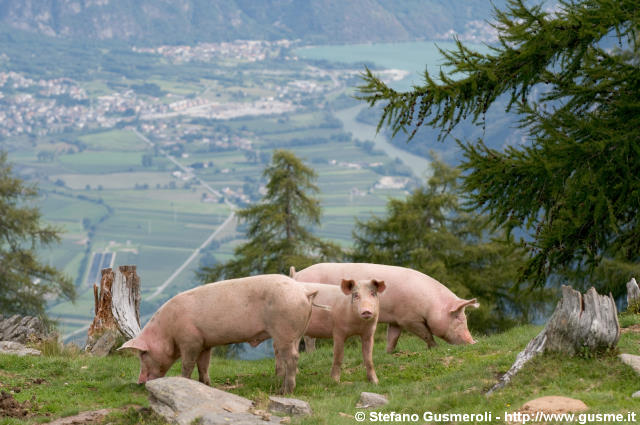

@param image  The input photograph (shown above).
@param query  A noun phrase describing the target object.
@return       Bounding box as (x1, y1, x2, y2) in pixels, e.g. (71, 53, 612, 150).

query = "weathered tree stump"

(85, 265, 141, 356)
(488, 285, 619, 395)
(626, 278, 639, 309)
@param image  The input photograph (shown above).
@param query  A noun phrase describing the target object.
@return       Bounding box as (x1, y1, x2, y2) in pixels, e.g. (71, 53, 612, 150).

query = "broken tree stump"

(488, 285, 619, 395)
(626, 278, 640, 310)
(85, 265, 142, 356)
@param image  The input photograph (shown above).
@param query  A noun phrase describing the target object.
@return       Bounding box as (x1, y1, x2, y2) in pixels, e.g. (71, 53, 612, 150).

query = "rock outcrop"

(0, 315, 49, 344)
(145, 377, 282, 425)
(0, 341, 41, 356)
(356, 392, 388, 409)
(268, 396, 312, 416)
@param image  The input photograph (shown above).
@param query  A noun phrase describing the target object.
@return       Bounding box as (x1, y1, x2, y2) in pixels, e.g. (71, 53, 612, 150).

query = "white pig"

(291, 263, 479, 352)
(120, 274, 317, 393)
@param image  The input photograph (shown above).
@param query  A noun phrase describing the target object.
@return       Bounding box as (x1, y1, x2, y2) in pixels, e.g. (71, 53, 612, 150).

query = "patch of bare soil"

(392, 350, 419, 358)
(621, 324, 640, 334)
(47, 408, 114, 425)
(506, 396, 588, 424)
(0, 390, 37, 418)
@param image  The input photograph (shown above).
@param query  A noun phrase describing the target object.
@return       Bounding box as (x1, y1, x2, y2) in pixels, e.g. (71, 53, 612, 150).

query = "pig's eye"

(353, 293, 360, 299)
(371, 290, 376, 296)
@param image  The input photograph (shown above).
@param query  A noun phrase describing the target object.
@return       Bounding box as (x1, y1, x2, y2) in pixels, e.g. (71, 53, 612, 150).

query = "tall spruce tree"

(358, 0, 640, 293)
(0, 152, 75, 316)
(352, 159, 546, 331)
(198, 150, 343, 282)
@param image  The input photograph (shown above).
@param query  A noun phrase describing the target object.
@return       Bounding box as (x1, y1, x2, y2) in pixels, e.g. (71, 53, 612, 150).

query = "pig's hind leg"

(274, 345, 284, 377)
(273, 339, 299, 394)
(330, 332, 346, 383)
(196, 348, 212, 385)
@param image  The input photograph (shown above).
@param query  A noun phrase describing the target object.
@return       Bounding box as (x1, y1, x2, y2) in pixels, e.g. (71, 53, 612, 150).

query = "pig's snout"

(360, 310, 374, 320)
(137, 371, 156, 384)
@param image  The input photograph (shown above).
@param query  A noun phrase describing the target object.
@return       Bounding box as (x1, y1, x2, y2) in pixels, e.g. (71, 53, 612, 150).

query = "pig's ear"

(118, 337, 148, 352)
(450, 298, 480, 315)
(372, 279, 386, 294)
(289, 266, 296, 278)
(340, 279, 355, 295)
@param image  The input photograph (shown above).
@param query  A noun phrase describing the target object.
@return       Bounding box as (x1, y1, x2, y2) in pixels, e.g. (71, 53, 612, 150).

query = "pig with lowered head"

(119, 274, 317, 394)
(300, 277, 386, 384)
(291, 263, 479, 352)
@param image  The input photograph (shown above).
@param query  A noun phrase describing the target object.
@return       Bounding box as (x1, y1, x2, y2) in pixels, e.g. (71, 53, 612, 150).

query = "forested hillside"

(0, 0, 504, 45)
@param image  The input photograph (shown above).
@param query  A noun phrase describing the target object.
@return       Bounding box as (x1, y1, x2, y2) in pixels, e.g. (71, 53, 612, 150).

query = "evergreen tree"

(0, 152, 75, 316)
(199, 150, 343, 282)
(357, 0, 640, 292)
(352, 159, 546, 331)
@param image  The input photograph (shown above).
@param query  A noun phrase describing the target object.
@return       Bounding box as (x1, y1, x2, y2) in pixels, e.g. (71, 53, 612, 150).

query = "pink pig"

(119, 274, 317, 394)
(301, 278, 386, 384)
(291, 263, 479, 352)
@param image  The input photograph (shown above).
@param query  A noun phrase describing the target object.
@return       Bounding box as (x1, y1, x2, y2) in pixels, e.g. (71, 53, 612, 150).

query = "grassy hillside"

(2, 314, 640, 424)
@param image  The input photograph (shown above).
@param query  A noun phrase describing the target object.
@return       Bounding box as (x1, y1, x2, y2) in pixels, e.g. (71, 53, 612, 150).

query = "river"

(334, 104, 432, 180)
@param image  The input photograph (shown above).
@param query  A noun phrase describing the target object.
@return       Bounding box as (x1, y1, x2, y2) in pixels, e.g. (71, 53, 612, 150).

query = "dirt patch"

(0, 390, 37, 418)
(217, 378, 244, 390)
(621, 324, 640, 334)
(506, 396, 588, 424)
(47, 408, 114, 425)
(392, 350, 419, 358)
(442, 356, 462, 367)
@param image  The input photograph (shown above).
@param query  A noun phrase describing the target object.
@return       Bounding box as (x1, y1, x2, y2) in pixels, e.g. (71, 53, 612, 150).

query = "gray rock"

(0, 315, 48, 343)
(145, 377, 281, 425)
(268, 396, 312, 416)
(619, 353, 640, 375)
(86, 329, 119, 357)
(356, 392, 389, 409)
(0, 341, 41, 356)
(632, 391, 640, 399)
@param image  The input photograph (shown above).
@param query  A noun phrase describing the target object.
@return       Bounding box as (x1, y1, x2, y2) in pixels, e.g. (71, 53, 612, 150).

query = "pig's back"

(160, 274, 310, 346)
(294, 263, 457, 321)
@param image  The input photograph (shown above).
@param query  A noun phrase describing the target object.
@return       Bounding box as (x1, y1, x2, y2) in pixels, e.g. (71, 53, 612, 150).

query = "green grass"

(79, 130, 146, 152)
(2, 316, 640, 425)
(56, 151, 147, 174)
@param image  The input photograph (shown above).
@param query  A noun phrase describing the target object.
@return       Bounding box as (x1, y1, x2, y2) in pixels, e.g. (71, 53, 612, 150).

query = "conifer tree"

(352, 159, 546, 331)
(0, 152, 75, 316)
(357, 0, 640, 292)
(199, 150, 343, 282)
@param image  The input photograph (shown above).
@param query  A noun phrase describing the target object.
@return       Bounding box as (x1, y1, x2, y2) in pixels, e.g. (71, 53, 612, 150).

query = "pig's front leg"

(386, 324, 402, 353)
(303, 336, 316, 352)
(403, 320, 437, 348)
(180, 344, 201, 380)
(197, 348, 212, 386)
(330, 332, 346, 382)
(361, 330, 378, 384)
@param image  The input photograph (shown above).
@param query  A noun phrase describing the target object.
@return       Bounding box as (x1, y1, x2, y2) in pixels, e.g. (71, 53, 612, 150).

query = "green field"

(79, 130, 146, 151)
(1, 41, 430, 341)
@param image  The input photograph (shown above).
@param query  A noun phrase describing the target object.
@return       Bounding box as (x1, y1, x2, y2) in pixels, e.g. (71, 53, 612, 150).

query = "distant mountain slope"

(0, 0, 504, 45)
